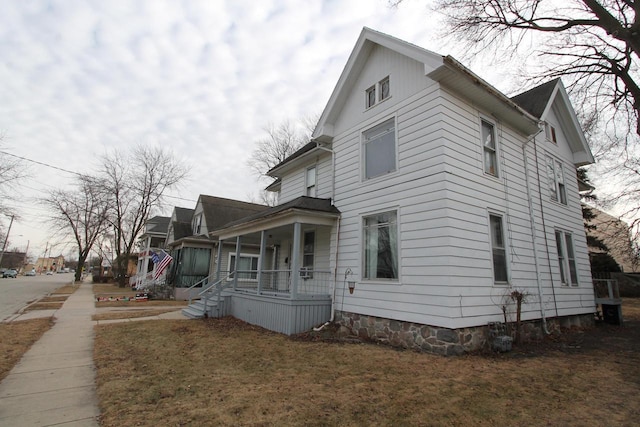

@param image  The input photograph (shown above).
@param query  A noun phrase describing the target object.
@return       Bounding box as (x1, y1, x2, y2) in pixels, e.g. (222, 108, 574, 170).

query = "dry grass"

(52, 284, 79, 295)
(23, 302, 64, 312)
(39, 295, 69, 303)
(95, 299, 640, 427)
(93, 283, 137, 296)
(93, 309, 183, 321)
(0, 318, 54, 381)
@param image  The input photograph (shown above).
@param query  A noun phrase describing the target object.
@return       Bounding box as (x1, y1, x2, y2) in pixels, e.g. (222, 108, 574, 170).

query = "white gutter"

(522, 127, 550, 334)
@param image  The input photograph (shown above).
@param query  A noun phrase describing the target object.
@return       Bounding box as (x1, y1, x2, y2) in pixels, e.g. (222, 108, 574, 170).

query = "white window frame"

(546, 155, 567, 205)
(545, 122, 557, 144)
(362, 117, 397, 180)
(227, 253, 259, 281)
(364, 76, 390, 109)
(365, 85, 376, 108)
(488, 212, 509, 285)
(481, 118, 499, 178)
(192, 214, 202, 235)
(362, 209, 399, 281)
(555, 230, 579, 286)
(305, 165, 317, 197)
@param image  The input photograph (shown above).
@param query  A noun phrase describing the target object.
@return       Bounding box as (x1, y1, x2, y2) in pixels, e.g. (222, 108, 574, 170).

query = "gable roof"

(511, 79, 594, 166)
(313, 27, 539, 142)
(510, 78, 560, 118)
(146, 216, 170, 234)
(174, 207, 194, 224)
(197, 195, 269, 232)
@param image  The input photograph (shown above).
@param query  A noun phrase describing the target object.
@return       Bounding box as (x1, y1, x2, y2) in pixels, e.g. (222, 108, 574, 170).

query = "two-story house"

(186, 28, 595, 354)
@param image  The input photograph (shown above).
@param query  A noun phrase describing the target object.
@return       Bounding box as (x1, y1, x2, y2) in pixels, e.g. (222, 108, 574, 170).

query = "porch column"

(257, 230, 267, 295)
(291, 222, 301, 299)
(233, 236, 241, 291)
(215, 240, 223, 282)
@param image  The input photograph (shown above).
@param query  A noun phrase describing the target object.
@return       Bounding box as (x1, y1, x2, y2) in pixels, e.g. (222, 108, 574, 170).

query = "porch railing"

(218, 269, 332, 298)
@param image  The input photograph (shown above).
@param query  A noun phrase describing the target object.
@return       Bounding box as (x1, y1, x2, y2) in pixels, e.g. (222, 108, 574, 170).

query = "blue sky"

(0, 0, 509, 258)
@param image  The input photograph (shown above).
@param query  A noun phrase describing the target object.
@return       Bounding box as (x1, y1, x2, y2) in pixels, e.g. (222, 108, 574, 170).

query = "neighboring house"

(166, 195, 269, 299)
(36, 255, 65, 274)
(132, 215, 170, 288)
(0, 250, 26, 271)
(186, 28, 595, 354)
(586, 207, 637, 273)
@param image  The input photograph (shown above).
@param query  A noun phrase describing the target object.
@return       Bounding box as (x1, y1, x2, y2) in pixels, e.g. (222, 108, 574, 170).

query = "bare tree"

(0, 140, 28, 218)
(101, 145, 188, 287)
(42, 175, 111, 282)
(402, 0, 636, 139)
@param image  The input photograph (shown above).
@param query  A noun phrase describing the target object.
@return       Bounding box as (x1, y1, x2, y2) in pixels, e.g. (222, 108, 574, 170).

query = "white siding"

(278, 152, 333, 204)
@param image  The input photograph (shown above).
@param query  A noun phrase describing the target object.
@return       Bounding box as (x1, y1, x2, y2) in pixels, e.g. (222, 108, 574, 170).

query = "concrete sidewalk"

(0, 282, 100, 426)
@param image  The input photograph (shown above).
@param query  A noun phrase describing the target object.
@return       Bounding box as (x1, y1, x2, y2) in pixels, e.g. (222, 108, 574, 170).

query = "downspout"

(314, 141, 335, 203)
(523, 127, 550, 334)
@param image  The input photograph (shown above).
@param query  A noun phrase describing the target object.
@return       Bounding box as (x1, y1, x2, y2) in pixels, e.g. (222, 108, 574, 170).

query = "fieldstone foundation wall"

(335, 311, 595, 356)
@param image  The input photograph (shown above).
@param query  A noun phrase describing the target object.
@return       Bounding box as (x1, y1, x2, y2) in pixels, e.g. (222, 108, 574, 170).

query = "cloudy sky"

(0, 0, 509, 259)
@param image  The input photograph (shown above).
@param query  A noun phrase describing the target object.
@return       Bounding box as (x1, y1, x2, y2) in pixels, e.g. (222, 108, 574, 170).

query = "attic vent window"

(365, 76, 390, 109)
(366, 85, 376, 108)
(545, 123, 557, 143)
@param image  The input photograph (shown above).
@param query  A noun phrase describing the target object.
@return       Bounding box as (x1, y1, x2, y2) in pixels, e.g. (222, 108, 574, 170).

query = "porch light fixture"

(348, 281, 356, 294)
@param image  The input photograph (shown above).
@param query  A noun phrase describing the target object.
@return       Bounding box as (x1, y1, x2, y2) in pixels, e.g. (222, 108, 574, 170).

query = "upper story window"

(364, 118, 396, 180)
(545, 122, 557, 144)
(306, 166, 317, 197)
(546, 156, 567, 205)
(489, 213, 508, 284)
(366, 85, 376, 108)
(363, 210, 398, 280)
(365, 76, 390, 109)
(481, 119, 498, 177)
(192, 214, 202, 235)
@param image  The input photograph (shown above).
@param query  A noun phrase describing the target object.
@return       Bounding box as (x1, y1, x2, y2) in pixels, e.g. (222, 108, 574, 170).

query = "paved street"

(0, 273, 73, 321)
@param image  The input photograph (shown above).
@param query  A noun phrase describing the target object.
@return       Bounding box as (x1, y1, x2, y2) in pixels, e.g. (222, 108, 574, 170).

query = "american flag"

(151, 250, 173, 280)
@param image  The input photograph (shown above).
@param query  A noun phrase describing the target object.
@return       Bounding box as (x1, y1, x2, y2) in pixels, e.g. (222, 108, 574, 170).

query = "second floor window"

(306, 166, 316, 197)
(364, 118, 396, 180)
(482, 119, 498, 177)
(546, 156, 567, 205)
(192, 214, 202, 235)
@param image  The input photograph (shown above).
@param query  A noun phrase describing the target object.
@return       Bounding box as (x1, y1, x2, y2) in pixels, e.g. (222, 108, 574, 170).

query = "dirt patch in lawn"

(0, 318, 54, 381)
(93, 309, 183, 321)
(95, 299, 640, 427)
(95, 300, 188, 308)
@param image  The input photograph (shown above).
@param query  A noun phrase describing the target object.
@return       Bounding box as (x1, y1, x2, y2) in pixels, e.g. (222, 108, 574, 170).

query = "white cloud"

(0, 0, 469, 255)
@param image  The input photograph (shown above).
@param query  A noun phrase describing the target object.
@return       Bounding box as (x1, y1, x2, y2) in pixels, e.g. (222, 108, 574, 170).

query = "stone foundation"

(335, 311, 595, 356)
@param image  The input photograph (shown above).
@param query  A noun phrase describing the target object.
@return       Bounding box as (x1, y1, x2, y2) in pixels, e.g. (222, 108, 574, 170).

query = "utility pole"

(0, 215, 15, 268)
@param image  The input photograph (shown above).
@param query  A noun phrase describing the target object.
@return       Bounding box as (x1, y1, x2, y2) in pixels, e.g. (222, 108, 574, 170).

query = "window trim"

(546, 155, 567, 205)
(365, 85, 376, 109)
(305, 165, 317, 197)
(192, 214, 202, 235)
(379, 76, 390, 102)
(361, 208, 400, 282)
(362, 116, 398, 181)
(480, 118, 499, 178)
(488, 211, 509, 285)
(555, 230, 579, 286)
(545, 122, 558, 144)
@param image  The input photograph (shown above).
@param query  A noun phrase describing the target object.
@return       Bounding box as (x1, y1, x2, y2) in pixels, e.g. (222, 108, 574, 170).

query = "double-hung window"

(489, 214, 508, 283)
(306, 166, 316, 197)
(481, 120, 498, 177)
(364, 118, 396, 179)
(192, 214, 202, 235)
(363, 210, 398, 280)
(546, 156, 567, 204)
(555, 231, 578, 285)
(301, 231, 315, 278)
(228, 254, 259, 281)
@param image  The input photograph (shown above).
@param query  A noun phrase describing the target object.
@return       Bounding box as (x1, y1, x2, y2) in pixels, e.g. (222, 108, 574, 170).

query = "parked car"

(3, 269, 18, 278)
(46, 271, 53, 275)
(25, 269, 36, 276)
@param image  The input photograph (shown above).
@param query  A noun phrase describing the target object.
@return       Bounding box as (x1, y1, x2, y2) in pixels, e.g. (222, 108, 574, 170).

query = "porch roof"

(211, 196, 340, 240)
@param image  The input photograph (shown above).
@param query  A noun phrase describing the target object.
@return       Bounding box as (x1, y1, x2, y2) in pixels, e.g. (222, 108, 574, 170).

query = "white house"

(186, 28, 595, 354)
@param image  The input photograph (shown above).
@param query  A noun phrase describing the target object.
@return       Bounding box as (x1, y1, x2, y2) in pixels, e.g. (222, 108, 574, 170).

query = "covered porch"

(184, 197, 340, 335)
